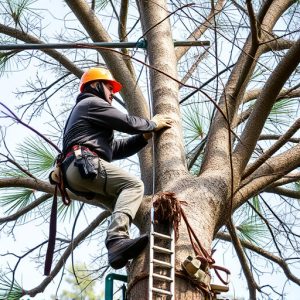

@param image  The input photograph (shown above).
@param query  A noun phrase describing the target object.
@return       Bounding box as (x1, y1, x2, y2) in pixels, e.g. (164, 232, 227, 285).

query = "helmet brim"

(103, 79, 123, 93)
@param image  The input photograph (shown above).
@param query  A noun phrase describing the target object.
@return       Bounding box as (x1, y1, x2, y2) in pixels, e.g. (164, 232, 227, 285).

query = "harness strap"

(44, 185, 58, 276)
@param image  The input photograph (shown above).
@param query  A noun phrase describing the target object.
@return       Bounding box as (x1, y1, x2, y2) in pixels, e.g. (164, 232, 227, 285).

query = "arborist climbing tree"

(50, 67, 173, 270)
(0, 1, 300, 300)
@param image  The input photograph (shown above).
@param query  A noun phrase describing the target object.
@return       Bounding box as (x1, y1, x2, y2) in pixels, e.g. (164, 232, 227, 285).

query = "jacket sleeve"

(112, 134, 148, 160)
(88, 98, 156, 134)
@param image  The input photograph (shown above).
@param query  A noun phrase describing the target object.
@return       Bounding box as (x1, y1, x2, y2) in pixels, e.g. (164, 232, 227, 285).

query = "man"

(62, 67, 172, 269)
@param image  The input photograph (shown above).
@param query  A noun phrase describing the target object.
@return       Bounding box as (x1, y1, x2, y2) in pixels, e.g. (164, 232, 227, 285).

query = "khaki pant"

(65, 157, 144, 219)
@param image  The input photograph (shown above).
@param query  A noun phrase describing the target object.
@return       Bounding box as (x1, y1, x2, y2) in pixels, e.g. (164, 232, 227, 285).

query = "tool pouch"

(74, 146, 98, 179)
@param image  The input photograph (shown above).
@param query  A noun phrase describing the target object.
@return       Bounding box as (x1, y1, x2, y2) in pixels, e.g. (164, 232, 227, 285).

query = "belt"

(65, 145, 97, 158)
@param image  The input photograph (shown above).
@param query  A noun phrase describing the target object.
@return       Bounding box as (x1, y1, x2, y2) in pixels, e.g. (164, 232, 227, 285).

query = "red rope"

(152, 191, 231, 287)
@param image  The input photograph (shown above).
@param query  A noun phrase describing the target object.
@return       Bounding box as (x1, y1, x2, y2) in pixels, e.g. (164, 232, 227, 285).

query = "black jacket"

(62, 93, 156, 162)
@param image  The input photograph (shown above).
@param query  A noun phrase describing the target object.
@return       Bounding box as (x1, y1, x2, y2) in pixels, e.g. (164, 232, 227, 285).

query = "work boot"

(106, 234, 149, 269)
(105, 212, 149, 269)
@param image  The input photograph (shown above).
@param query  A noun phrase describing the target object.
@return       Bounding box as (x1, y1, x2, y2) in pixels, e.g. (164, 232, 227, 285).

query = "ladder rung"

(152, 259, 172, 268)
(153, 273, 173, 282)
(152, 287, 173, 296)
(153, 245, 173, 254)
(152, 232, 172, 240)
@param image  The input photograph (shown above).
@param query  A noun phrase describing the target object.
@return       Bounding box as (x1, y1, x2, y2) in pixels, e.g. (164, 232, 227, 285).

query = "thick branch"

(227, 220, 258, 299)
(0, 24, 82, 78)
(64, 0, 148, 117)
(175, 0, 225, 61)
(234, 144, 300, 208)
(269, 171, 300, 187)
(0, 177, 109, 210)
(23, 211, 110, 297)
(243, 87, 300, 104)
(202, 0, 295, 176)
(243, 118, 300, 178)
(118, 0, 135, 76)
(246, 0, 259, 45)
(234, 37, 300, 174)
(266, 187, 300, 199)
(262, 37, 297, 53)
(216, 232, 300, 285)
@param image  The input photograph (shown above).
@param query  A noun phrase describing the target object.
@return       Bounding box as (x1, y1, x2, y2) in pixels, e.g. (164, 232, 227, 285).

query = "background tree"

(0, 0, 300, 299)
(53, 263, 100, 300)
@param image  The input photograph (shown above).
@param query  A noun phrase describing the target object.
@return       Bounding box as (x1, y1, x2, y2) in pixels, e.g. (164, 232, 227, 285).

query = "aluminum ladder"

(148, 207, 175, 299)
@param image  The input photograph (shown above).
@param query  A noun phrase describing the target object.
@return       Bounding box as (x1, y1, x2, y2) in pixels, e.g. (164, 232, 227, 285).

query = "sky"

(0, 1, 300, 300)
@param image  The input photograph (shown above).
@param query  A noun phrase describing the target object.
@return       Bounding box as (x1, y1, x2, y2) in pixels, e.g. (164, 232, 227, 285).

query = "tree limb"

(227, 219, 259, 299)
(265, 187, 300, 200)
(234, 144, 300, 208)
(258, 134, 299, 143)
(234, 37, 300, 174)
(0, 23, 83, 78)
(0, 177, 109, 210)
(0, 193, 51, 224)
(175, 0, 225, 61)
(246, 0, 259, 45)
(243, 118, 300, 178)
(23, 211, 110, 298)
(216, 232, 300, 285)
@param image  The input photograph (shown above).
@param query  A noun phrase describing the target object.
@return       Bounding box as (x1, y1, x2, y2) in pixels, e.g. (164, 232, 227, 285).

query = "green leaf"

(266, 98, 298, 129)
(236, 217, 268, 246)
(0, 273, 23, 300)
(0, 188, 35, 215)
(182, 104, 206, 142)
(15, 136, 56, 179)
(234, 196, 269, 245)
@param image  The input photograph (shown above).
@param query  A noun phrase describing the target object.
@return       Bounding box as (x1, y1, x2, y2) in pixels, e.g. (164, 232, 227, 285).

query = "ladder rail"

(170, 226, 175, 299)
(149, 206, 175, 300)
(148, 207, 155, 300)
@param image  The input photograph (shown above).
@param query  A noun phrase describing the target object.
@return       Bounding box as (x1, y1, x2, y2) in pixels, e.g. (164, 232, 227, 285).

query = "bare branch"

(227, 220, 259, 299)
(243, 118, 300, 178)
(246, 0, 259, 45)
(175, 0, 225, 60)
(234, 38, 300, 174)
(0, 193, 51, 224)
(0, 153, 36, 179)
(234, 144, 300, 207)
(0, 23, 83, 78)
(23, 211, 110, 298)
(216, 232, 300, 285)
(243, 87, 300, 104)
(258, 134, 299, 143)
(266, 187, 300, 200)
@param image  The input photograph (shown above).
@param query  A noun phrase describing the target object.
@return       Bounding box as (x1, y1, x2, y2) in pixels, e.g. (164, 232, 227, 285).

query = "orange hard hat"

(79, 67, 122, 93)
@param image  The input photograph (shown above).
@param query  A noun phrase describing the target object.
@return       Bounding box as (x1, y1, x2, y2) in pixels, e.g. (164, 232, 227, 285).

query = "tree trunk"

(127, 1, 230, 299)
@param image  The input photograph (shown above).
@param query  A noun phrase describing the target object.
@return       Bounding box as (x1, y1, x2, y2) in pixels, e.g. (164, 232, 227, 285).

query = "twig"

(216, 232, 300, 285)
(227, 219, 259, 299)
(0, 102, 61, 153)
(23, 211, 110, 298)
(243, 118, 300, 178)
(0, 153, 36, 179)
(0, 193, 51, 224)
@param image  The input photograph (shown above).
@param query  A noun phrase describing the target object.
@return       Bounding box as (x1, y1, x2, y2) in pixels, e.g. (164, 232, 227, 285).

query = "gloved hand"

(151, 114, 173, 131)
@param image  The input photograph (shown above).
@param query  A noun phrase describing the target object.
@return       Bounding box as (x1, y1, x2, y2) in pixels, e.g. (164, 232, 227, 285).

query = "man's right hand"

(151, 114, 173, 131)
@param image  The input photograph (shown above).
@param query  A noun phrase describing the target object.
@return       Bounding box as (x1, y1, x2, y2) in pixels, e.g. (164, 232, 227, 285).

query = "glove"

(151, 114, 173, 131)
